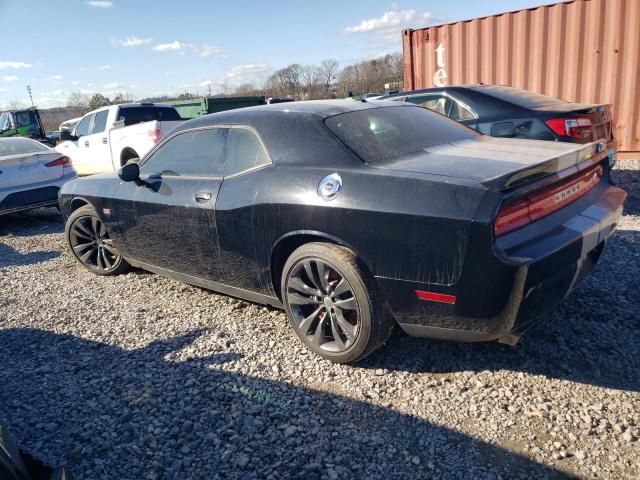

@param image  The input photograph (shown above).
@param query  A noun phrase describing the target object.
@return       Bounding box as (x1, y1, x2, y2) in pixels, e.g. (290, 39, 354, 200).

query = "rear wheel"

(281, 242, 394, 363)
(65, 205, 129, 275)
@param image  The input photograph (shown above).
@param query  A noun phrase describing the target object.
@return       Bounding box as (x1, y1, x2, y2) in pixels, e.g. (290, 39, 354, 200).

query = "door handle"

(102, 137, 108, 144)
(84, 140, 89, 147)
(195, 191, 212, 203)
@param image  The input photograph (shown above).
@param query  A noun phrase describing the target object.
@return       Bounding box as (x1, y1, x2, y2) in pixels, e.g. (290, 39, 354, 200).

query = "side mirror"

(60, 130, 77, 142)
(118, 161, 140, 182)
(491, 122, 515, 138)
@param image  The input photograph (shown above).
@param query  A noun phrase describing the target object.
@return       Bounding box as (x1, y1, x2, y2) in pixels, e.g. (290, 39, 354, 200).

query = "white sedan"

(0, 137, 76, 215)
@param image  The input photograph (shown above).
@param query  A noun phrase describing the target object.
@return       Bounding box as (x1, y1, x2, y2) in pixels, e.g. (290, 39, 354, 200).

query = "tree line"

(63, 52, 404, 115)
(235, 53, 403, 100)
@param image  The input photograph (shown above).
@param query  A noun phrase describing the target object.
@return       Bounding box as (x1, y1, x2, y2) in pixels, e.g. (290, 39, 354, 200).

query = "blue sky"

(0, 0, 561, 108)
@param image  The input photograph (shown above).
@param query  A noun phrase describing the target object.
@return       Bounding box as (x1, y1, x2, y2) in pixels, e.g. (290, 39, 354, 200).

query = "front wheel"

(65, 205, 129, 275)
(281, 242, 394, 363)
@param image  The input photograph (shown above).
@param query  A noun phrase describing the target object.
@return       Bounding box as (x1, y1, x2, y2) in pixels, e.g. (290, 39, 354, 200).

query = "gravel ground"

(1, 161, 639, 480)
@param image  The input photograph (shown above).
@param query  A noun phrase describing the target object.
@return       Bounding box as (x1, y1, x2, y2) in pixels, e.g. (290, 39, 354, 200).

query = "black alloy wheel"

(287, 258, 360, 353)
(65, 205, 129, 275)
(282, 243, 394, 363)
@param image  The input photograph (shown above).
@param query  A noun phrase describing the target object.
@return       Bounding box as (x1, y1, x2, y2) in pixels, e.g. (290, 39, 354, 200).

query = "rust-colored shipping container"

(402, 0, 640, 156)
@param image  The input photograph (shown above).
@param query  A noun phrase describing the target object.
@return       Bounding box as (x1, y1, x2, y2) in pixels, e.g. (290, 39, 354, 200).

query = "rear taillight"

(545, 116, 592, 140)
(44, 156, 71, 167)
(495, 164, 603, 237)
(148, 127, 162, 144)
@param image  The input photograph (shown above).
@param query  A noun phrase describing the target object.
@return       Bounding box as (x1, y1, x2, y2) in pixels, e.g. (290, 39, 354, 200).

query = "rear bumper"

(379, 183, 626, 343)
(0, 172, 75, 215)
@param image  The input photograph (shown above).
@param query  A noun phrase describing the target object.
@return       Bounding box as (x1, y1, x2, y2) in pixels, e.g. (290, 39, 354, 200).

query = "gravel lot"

(1, 161, 639, 480)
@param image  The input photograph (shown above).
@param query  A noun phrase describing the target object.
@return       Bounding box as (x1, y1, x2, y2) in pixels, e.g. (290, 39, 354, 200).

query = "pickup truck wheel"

(281, 242, 394, 363)
(65, 205, 129, 276)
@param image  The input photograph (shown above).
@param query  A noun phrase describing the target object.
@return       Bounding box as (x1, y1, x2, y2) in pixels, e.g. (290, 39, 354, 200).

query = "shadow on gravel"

(0, 328, 570, 480)
(363, 229, 640, 393)
(612, 168, 639, 215)
(0, 243, 60, 268)
(0, 209, 63, 238)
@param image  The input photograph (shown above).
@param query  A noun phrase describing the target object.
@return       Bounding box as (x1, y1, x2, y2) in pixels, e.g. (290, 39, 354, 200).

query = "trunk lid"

(372, 136, 607, 191)
(0, 151, 65, 189)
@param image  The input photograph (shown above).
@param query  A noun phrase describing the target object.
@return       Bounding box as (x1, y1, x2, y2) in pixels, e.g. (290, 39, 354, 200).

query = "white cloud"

(0, 61, 32, 70)
(344, 7, 435, 43)
(71, 80, 80, 86)
(2, 75, 18, 82)
(152, 41, 188, 52)
(191, 63, 272, 93)
(151, 41, 224, 58)
(224, 63, 272, 81)
(197, 44, 223, 58)
(0, 87, 7, 92)
(104, 82, 123, 89)
(113, 35, 153, 47)
(86, 1, 113, 7)
(96, 64, 112, 70)
(46, 75, 63, 82)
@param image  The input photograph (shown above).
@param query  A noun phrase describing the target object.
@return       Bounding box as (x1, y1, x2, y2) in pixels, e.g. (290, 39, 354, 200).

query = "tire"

(65, 205, 129, 276)
(281, 242, 394, 363)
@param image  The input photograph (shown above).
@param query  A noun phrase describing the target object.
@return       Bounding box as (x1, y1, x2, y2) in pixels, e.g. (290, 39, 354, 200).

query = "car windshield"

(0, 112, 12, 131)
(324, 105, 478, 162)
(475, 85, 567, 109)
(0, 138, 49, 157)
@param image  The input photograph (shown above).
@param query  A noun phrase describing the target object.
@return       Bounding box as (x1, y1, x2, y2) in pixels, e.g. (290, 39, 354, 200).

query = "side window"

(224, 128, 270, 176)
(91, 110, 109, 134)
(449, 100, 476, 122)
(140, 128, 226, 177)
(74, 115, 93, 137)
(407, 94, 450, 116)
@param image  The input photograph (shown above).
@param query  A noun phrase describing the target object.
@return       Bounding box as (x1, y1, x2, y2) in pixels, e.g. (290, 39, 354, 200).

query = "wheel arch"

(270, 230, 372, 301)
(68, 196, 92, 213)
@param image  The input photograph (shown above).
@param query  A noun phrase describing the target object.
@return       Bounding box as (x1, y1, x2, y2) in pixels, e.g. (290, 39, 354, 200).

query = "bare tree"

(112, 92, 134, 104)
(66, 91, 91, 116)
(337, 53, 403, 97)
(7, 99, 25, 110)
(300, 65, 322, 99)
(266, 64, 302, 98)
(320, 59, 339, 94)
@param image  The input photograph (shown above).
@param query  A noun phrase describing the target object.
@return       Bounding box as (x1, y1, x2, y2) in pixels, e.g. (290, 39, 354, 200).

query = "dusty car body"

(59, 101, 625, 362)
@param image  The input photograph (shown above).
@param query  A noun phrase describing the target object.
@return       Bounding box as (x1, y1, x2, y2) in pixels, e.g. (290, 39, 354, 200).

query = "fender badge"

(102, 208, 111, 217)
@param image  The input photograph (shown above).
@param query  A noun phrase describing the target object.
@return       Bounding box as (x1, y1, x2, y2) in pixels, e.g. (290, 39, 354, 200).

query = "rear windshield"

(475, 85, 566, 109)
(324, 105, 478, 162)
(0, 138, 48, 157)
(117, 106, 181, 126)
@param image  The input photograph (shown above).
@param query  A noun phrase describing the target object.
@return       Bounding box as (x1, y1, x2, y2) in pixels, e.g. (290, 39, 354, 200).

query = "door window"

(74, 115, 93, 137)
(406, 94, 476, 122)
(406, 94, 449, 115)
(91, 110, 109, 134)
(224, 128, 270, 176)
(449, 100, 475, 122)
(140, 128, 226, 177)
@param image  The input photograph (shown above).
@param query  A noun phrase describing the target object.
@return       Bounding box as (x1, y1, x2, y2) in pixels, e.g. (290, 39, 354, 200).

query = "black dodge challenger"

(59, 100, 626, 363)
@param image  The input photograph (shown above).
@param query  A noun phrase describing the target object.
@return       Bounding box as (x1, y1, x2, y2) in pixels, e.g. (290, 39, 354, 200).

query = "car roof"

(178, 99, 413, 130)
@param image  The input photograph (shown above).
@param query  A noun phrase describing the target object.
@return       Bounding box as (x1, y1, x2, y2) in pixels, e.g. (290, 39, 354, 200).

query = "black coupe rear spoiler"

(481, 140, 608, 192)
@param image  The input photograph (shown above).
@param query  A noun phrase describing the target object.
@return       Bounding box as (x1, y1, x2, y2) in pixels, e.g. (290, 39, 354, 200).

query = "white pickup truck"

(56, 103, 184, 176)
